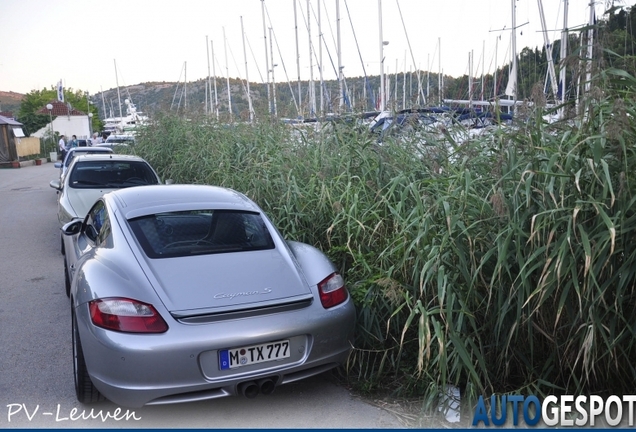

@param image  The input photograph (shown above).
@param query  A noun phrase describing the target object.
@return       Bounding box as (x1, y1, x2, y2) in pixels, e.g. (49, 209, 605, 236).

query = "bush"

(132, 67, 636, 408)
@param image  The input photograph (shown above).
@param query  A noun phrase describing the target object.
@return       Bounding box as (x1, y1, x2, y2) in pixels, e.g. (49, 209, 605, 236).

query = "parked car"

(93, 134, 135, 150)
(54, 146, 114, 182)
(50, 154, 162, 254)
(61, 184, 355, 407)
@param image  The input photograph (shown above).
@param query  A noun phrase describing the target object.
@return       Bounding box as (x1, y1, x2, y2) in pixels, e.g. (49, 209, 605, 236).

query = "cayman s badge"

(214, 287, 273, 300)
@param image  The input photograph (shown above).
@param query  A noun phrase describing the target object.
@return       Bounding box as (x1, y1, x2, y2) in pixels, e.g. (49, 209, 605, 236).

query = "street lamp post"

(88, 113, 93, 139)
(46, 103, 54, 159)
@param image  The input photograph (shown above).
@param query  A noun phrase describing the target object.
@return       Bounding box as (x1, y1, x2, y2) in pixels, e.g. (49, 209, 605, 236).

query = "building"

(32, 100, 92, 140)
(0, 115, 25, 166)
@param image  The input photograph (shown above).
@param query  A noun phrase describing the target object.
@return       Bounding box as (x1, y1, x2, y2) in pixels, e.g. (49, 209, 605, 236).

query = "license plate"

(219, 339, 290, 370)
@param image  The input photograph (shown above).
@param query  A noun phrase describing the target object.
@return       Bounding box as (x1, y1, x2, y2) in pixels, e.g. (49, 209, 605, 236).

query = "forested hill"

(0, 91, 24, 116)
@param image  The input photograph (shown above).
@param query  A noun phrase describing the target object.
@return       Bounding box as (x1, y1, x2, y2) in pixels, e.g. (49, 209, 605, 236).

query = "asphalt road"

(0, 162, 405, 429)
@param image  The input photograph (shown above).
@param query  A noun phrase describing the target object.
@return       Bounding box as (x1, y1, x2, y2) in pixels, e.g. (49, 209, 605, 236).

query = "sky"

(1, 0, 634, 97)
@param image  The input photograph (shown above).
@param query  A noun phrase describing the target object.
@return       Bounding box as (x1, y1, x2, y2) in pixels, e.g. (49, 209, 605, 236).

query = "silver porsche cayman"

(62, 184, 355, 408)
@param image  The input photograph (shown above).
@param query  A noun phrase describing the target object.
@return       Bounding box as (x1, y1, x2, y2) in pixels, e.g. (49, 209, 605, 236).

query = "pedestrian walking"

(58, 134, 67, 159)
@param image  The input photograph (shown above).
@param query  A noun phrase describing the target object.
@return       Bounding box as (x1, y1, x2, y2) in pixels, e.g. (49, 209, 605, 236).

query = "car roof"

(91, 143, 122, 148)
(106, 134, 135, 140)
(68, 146, 113, 153)
(65, 147, 113, 162)
(71, 153, 148, 163)
(105, 184, 261, 219)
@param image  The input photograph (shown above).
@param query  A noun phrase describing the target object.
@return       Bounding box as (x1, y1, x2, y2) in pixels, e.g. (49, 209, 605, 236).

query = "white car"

(50, 153, 162, 254)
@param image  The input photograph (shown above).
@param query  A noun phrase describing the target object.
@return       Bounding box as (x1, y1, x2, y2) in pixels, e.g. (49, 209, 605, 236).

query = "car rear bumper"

(91, 351, 349, 407)
(75, 300, 355, 408)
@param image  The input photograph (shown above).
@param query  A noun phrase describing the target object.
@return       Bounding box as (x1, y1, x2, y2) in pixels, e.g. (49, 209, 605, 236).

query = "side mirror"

(62, 219, 83, 236)
(165, 179, 175, 185)
(49, 179, 62, 190)
(54, 162, 62, 169)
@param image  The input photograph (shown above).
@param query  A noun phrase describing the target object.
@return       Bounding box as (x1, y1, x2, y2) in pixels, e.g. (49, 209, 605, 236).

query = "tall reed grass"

(132, 67, 636, 407)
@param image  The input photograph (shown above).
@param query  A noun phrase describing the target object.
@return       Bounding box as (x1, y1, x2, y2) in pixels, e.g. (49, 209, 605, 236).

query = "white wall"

(31, 115, 91, 139)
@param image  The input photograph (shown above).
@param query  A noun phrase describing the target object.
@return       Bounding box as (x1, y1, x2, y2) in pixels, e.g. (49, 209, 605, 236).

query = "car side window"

(84, 200, 112, 247)
(65, 152, 75, 168)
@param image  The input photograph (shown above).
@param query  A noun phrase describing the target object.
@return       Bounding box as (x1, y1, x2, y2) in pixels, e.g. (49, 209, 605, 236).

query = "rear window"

(106, 136, 135, 144)
(128, 210, 275, 258)
(65, 149, 112, 168)
(69, 160, 159, 188)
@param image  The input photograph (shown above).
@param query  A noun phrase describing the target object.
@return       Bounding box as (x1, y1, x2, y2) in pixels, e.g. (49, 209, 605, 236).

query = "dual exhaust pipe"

(238, 377, 277, 398)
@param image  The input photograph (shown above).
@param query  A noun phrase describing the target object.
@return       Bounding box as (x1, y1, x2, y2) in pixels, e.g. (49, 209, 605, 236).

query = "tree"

(17, 89, 53, 136)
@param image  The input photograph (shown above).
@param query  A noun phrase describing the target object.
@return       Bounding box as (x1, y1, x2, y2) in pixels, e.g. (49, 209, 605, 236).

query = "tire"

(72, 310, 104, 403)
(64, 259, 71, 298)
(61, 233, 65, 255)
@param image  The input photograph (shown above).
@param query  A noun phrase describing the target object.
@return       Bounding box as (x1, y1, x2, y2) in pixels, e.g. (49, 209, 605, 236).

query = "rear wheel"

(64, 259, 71, 298)
(72, 310, 104, 403)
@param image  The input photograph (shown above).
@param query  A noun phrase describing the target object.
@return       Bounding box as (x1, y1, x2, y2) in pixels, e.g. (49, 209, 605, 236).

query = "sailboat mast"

(223, 27, 232, 122)
(211, 40, 219, 120)
(100, 86, 107, 120)
(308, 0, 316, 117)
(560, 0, 568, 109)
(494, 36, 498, 100)
(481, 40, 485, 101)
(394, 59, 398, 110)
(438, 38, 442, 105)
(511, 0, 517, 102)
(206, 35, 211, 115)
(404, 51, 407, 109)
(537, 0, 559, 101)
(426, 53, 430, 104)
(469, 51, 473, 109)
(337, 0, 343, 113)
(269, 27, 278, 117)
(386, 70, 391, 109)
(395, 0, 425, 106)
(114, 59, 123, 119)
(585, 0, 594, 94)
(378, 0, 385, 112)
(242, 16, 255, 122)
(294, 0, 302, 117)
(261, 0, 272, 115)
(318, 0, 324, 116)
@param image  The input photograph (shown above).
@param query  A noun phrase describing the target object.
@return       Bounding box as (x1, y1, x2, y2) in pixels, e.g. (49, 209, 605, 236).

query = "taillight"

(318, 273, 348, 308)
(89, 298, 168, 333)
